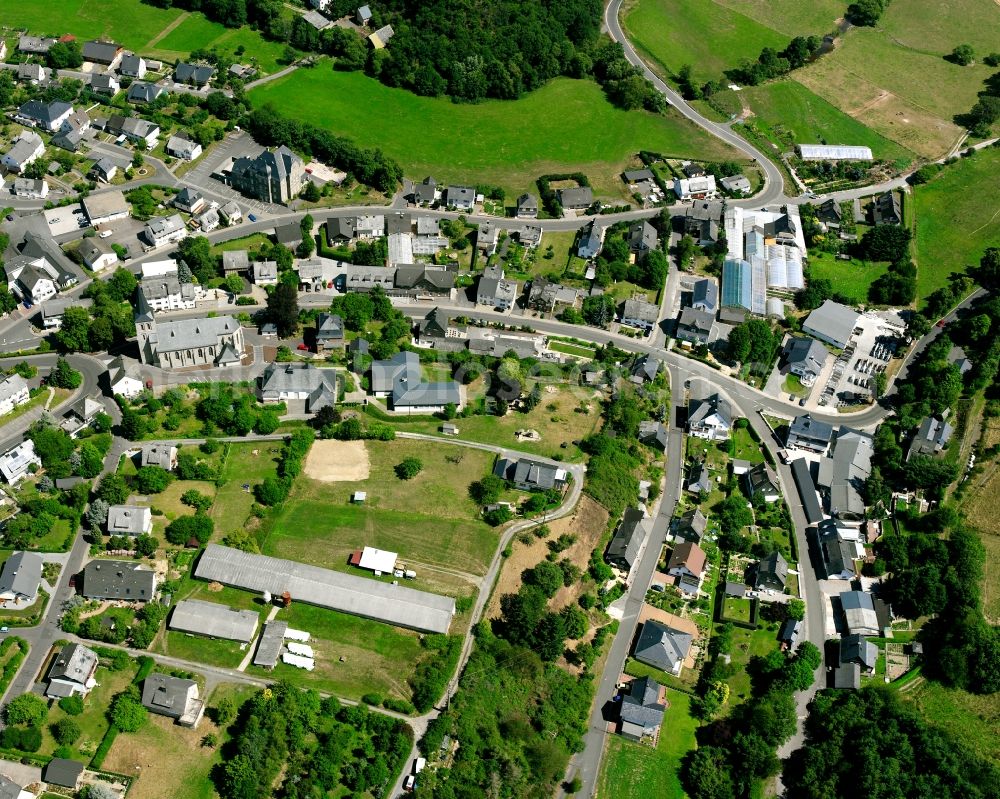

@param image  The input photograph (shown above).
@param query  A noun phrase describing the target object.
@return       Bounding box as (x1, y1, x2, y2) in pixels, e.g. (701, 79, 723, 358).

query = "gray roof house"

(634, 620, 693, 676)
(820, 529, 857, 580)
(222, 250, 250, 275)
(817, 427, 873, 520)
(787, 413, 835, 453)
(606, 508, 648, 572)
(833, 662, 861, 689)
(783, 336, 829, 387)
(577, 222, 603, 259)
(141, 443, 177, 471)
(907, 416, 953, 460)
(754, 551, 788, 591)
(120, 54, 147, 77)
(142, 673, 205, 727)
(691, 278, 718, 314)
(0, 551, 43, 604)
(639, 420, 668, 450)
(688, 393, 732, 441)
(516, 193, 538, 218)
(44, 759, 84, 790)
(557, 186, 593, 210)
(370, 351, 461, 412)
(686, 462, 712, 495)
(83, 40, 122, 65)
(476, 265, 517, 310)
(802, 300, 860, 349)
(81, 560, 157, 601)
(411, 176, 436, 205)
(107, 505, 152, 537)
(627, 221, 658, 257)
(630, 354, 662, 383)
(90, 73, 120, 94)
(675, 508, 707, 544)
(745, 462, 780, 503)
(174, 62, 215, 85)
(258, 363, 337, 413)
(871, 191, 902, 225)
(169, 599, 259, 642)
(840, 633, 878, 672)
(840, 591, 880, 636)
(128, 81, 166, 104)
(45, 643, 99, 698)
(316, 312, 345, 351)
(621, 298, 659, 331)
(494, 456, 568, 491)
(779, 619, 801, 649)
(446, 185, 475, 210)
(619, 676, 666, 741)
(676, 308, 714, 345)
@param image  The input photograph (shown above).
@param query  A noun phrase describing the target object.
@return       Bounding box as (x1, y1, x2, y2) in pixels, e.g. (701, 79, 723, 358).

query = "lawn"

(900, 678, 1000, 766)
(147, 479, 216, 536)
(596, 688, 697, 799)
(808, 251, 890, 304)
(147, 12, 293, 74)
(157, 629, 251, 670)
(374, 382, 602, 460)
(0, 0, 182, 50)
(259, 439, 499, 593)
(728, 80, 914, 163)
(711, 0, 845, 36)
(721, 623, 779, 707)
(246, 602, 425, 702)
(248, 67, 745, 199)
(104, 682, 257, 799)
(731, 425, 764, 464)
(912, 147, 1000, 304)
(210, 233, 273, 256)
(793, 5, 997, 158)
(209, 442, 283, 539)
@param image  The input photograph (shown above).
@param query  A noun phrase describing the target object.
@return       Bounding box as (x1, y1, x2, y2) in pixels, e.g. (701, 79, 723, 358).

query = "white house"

(107, 505, 153, 537)
(8, 257, 59, 306)
(687, 394, 733, 441)
(0, 374, 30, 416)
(0, 440, 41, 483)
(78, 238, 118, 272)
(107, 356, 145, 399)
(142, 215, 186, 248)
(673, 175, 717, 201)
(165, 133, 202, 161)
(12, 178, 48, 199)
(2, 131, 45, 173)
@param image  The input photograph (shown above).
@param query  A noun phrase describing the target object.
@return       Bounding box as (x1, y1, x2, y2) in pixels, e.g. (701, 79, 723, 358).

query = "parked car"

(248, 213, 257, 222)
(297, 343, 308, 351)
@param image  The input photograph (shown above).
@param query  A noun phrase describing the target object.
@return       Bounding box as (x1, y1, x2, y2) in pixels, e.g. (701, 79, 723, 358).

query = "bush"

(51, 717, 81, 745)
(4, 694, 47, 727)
(58, 695, 84, 716)
(394, 457, 423, 480)
(110, 694, 147, 733)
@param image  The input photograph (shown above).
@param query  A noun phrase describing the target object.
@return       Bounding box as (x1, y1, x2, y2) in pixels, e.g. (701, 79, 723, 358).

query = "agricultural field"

(259, 439, 499, 596)
(808, 251, 891, 305)
(596, 688, 697, 799)
(726, 80, 914, 163)
(248, 67, 746, 200)
(246, 602, 426, 702)
(104, 683, 257, 799)
(912, 147, 1000, 303)
(793, 5, 997, 158)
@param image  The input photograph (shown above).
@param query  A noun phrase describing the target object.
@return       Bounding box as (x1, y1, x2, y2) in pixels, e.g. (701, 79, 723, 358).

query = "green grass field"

(808, 251, 890, 304)
(901, 678, 1000, 766)
(147, 12, 293, 74)
(730, 80, 914, 163)
(248, 66, 744, 199)
(259, 439, 498, 594)
(596, 689, 697, 799)
(247, 602, 425, 701)
(711, 0, 845, 36)
(912, 147, 1000, 303)
(0, 0, 182, 49)
(210, 442, 283, 539)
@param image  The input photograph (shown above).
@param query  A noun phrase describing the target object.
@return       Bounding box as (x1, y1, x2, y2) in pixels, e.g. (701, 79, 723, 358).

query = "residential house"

(142, 214, 186, 248)
(606, 508, 648, 573)
(0, 375, 30, 417)
(142, 673, 205, 727)
(356, 4, 373, 25)
(446, 185, 475, 211)
(173, 187, 206, 214)
(326, 217, 356, 243)
(276, 222, 304, 250)
(43, 760, 84, 791)
(411, 176, 437, 205)
(90, 73, 120, 94)
(688, 393, 732, 440)
(871, 191, 902, 225)
(675, 509, 707, 544)
(754, 552, 788, 592)
(107, 356, 145, 399)
(779, 619, 802, 650)
(107, 505, 153, 537)
(258, 363, 337, 413)
(634, 619, 693, 676)
(517, 224, 543, 248)
(119, 54, 147, 78)
(817, 426, 873, 520)
(686, 462, 712, 495)
(393, 265, 456, 298)
(16, 63, 46, 84)
(229, 146, 305, 205)
(78, 238, 117, 272)
(516, 193, 538, 218)
(196, 207, 220, 233)
(81, 559, 157, 601)
(682, 162, 706, 178)
(802, 300, 860, 349)
(82, 40, 123, 67)
(139, 277, 195, 312)
(555, 186, 592, 210)
(107, 115, 160, 147)
(623, 168, 655, 184)
(820, 531, 857, 580)
(673, 175, 717, 200)
(745, 462, 780, 503)
(127, 81, 166, 104)
(783, 336, 829, 387)
(630, 354, 661, 384)
(815, 199, 842, 228)
(219, 201, 242, 226)
(619, 676, 666, 741)
(9, 257, 59, 306)
(840, 633, 878, 672)
(627, 221, 658, 258)
(576, 222, 603, 259)
(370, 350, 462, 414)
(90, 157, 118, 183)
(0, 551, 43, 603)
(720, 174, 751, 194)
(252, 261, 278, 285)
(135, 302, 245, 369)
(368, 24, 395, 49)
(11, 178, 48, 199)
(166, 132, 202, 161)
(620, 297, 659, 331)
(526, 278, 581, 313)
(691, 278, 718, 314)
(174, 62, 215, 86)
(907, 415, 953, 460)
(493, 456, 568, 492)
(840, 591, 880, 636)
(141, 444, 178, 471)
(676, 308, 714, 345)
(476, 221, 499, 256)
(15, 100, 73, 132)
(0, 773, 32, 799)
(18, 36, 55, 55)
(667, 541, 707, 595)
(45, 643, 99, 699)
(476, 265, 517, 310)
(222, 250, 250, 276)
(786, 414, 834, 454)
(1, 129, 46, 175)
(315, 312, 345, 352)
(639, 420, 668, 450)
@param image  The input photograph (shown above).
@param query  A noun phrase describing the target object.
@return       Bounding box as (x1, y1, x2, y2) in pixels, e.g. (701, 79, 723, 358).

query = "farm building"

(168, 599, 259, 642)
(348, 547, 398, 574)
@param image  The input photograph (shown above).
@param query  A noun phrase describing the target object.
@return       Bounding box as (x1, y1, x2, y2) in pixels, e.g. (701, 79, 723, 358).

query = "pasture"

(146, 12, 292, 74)
(0, 0, 182, 49)
(248, 66, 745, 199)
(912, 147, 1000, 302)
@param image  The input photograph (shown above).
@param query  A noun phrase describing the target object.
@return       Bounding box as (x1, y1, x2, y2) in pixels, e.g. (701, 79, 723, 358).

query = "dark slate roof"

(691, 278, 718, 312)
(634, 620, 692, 672)
(619, 676, 665, 729)
(175, 62, 215, 84)
(82, 559, 156, 601)
(82, 40, 121, 63)
(44, 758, 84, 788)
(840, 633, 878, 670)
(607, 508, 646, 568)
(789, 413, 834, 445)
(755, 551, 788, 589)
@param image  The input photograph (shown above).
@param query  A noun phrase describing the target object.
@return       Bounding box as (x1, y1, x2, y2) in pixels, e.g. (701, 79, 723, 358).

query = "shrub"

(51, 717, 81, 745)
(58, 695, 84, 716)
(394, 457, 423, 480)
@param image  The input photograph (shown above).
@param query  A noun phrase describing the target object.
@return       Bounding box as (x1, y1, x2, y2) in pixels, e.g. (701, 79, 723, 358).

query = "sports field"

(793, 3, 996, 158)
(912, 147, 1000, 302)
(248, 66, 745, 199)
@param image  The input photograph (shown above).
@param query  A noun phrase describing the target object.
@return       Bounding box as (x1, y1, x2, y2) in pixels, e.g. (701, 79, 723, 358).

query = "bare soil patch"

(303, 439, 370, 482)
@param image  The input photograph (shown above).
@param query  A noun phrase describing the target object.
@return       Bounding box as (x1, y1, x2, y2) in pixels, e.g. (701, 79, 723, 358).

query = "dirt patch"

(303, 439, 370, 482)
(486, 495, 610, 619)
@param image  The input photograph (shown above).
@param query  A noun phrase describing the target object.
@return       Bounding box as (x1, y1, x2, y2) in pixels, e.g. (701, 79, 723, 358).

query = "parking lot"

(43, 204, 89, 236)
(817, 311, 906, 409)
(181, 132, 280, 219)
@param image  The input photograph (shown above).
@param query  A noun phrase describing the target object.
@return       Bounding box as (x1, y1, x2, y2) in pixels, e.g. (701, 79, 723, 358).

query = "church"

(134, 288, 245, 369)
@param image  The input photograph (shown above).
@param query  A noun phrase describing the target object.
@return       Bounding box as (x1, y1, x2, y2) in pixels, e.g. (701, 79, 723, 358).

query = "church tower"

(134, 286, 156, 365)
